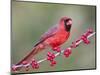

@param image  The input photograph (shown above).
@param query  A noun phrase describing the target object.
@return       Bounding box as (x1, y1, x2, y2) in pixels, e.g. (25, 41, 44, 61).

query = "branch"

(12, 28, 95, 72)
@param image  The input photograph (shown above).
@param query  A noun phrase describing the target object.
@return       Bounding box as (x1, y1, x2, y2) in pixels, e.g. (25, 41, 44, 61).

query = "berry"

(64, 48, 72, 58)
(31, 59, 39, 69)
(50, 60, 56, 66)
(47, 52, 55, 61)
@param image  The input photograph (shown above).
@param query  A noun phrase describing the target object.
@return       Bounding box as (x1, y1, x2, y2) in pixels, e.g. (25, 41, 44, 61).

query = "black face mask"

(64, 19, 72, 32)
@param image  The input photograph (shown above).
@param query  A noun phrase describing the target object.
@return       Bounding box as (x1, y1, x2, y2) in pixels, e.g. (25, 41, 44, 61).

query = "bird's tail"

(16, 43, 45, 65)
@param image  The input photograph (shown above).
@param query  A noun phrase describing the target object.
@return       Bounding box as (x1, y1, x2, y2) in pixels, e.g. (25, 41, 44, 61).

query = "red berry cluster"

(64, 48, 72, 57)
(81, 28, 93, 44)
(70, 28, 93, 48)
(81, 35, 90, 44)
(47, 52, 56, 66)
(31, 59, 39, 69)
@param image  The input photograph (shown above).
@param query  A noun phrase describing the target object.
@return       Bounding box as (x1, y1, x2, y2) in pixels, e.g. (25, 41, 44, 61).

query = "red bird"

(17, 16, 72, 65)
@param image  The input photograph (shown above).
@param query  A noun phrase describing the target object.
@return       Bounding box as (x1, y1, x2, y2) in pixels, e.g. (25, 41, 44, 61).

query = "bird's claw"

(52, 47, 61, 52)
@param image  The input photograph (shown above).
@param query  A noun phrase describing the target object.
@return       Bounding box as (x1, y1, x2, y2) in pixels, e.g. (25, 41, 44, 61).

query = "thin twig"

(12, 29, 95, 71)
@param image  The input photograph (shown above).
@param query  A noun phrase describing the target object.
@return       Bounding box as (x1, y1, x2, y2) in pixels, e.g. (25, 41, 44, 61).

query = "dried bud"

(25, 66, 30, 71)
(72, 42, 77, 48)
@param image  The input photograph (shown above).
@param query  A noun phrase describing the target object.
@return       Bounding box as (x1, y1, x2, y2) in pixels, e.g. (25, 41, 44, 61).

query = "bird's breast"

(45, 31, 70, 47)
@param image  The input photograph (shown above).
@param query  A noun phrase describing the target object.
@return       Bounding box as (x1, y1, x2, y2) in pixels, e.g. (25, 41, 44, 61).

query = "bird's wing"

(40, 25, 58, 40)
(34, 25, 58, 46)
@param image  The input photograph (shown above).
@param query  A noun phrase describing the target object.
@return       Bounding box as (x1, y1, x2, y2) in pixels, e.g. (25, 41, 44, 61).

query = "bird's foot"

(52, 47, 61, 53)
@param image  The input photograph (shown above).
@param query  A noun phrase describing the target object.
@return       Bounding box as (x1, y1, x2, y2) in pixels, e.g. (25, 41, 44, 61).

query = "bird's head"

(59, 17, 72, 32)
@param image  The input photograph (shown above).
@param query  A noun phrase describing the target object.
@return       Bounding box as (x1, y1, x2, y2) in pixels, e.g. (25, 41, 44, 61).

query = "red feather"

(16, 17, 72, 65)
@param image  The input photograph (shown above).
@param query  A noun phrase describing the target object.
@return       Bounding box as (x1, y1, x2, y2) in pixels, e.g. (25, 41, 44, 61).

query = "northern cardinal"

(16, 16, 72, 65)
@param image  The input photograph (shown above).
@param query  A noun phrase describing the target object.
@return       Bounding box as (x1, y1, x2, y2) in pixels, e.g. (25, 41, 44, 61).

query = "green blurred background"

(11, 0, 96, 73)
